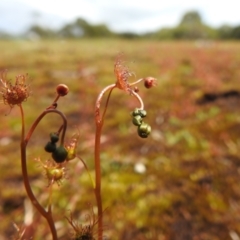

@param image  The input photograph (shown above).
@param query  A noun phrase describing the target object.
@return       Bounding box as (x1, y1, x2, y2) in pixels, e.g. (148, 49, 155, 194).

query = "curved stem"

(101, 86, 115, 124)
(25, 109, 67, 145)
(20, 106, 68, 240)
(94, 83, 116, 240)
(93, 81, 144, 239)
(131, 90, 144, 110)
(95, 83, 116, 123)
(77, 156, 95, 189)
(129, 77, 144, 86)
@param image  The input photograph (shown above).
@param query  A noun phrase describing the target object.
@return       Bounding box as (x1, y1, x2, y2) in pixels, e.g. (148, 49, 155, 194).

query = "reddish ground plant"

(0, 54, 156, 240)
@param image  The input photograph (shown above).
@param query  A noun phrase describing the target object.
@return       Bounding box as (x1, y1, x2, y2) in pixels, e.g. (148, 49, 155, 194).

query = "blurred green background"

(1, 39, 240, 239)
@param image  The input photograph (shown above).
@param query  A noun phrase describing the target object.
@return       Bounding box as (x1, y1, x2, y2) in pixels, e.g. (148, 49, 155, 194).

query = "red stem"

(93, 80, 144, 239)
(94, 122, 103, 240)
(94, 84, 116, 240)
(20, 105, 67, 240)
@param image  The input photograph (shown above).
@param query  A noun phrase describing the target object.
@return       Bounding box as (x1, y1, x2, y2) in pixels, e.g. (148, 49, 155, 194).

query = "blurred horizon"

(1, 0, 240, 36)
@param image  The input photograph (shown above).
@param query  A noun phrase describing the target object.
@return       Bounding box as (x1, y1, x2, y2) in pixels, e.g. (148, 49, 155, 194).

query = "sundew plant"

(0, 54, 156, 240)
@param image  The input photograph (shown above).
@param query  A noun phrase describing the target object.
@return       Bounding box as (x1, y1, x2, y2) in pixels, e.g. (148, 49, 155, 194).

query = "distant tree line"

(146, 11, 240, 40)
(1, 11, 240, 40)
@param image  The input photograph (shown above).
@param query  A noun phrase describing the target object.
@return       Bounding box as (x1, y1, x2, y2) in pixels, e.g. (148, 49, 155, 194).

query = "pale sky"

(1, 0, 240, 34)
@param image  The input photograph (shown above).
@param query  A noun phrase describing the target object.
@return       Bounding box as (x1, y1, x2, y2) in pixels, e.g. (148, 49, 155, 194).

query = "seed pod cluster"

(52, 146, 68, 163)
(44, 132, 68, 163)
(131, 108, 151, 138)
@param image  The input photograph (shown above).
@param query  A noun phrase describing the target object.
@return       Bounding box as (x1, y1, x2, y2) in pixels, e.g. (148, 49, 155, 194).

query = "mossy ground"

(1, 39, 240, 239)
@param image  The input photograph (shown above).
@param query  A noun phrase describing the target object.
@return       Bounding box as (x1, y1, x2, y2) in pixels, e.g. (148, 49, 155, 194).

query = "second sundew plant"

(0, 54, 157, 240)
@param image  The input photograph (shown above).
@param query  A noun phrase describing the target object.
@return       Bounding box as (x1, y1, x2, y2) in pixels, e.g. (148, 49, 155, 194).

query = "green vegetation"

(1, 11, 240, 40)
(150, 11, 218, 40)
(1, 39, 240, 239)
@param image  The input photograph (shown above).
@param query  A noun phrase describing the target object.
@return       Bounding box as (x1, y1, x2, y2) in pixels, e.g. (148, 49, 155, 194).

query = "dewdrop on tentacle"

(114, 53, 134, 93)
(46, 167, 65, 186)
(36, 158, 66, 186)
(66, 207, 99, 240)
(0, 73, 30, 108)
(65, 132, 80, 161)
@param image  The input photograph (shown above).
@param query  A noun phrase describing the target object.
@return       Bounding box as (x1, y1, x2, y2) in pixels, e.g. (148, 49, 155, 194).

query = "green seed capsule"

(132, 115, 143, 126)
(132, 108, 140, 117)
(132, 108, 147, 118)
(139, 109, 147, 118)
(50, 132, 59, 143)
(44, 142, 56, 153)
(52, 146, 68, 163)
(138, 122, 151, 138)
